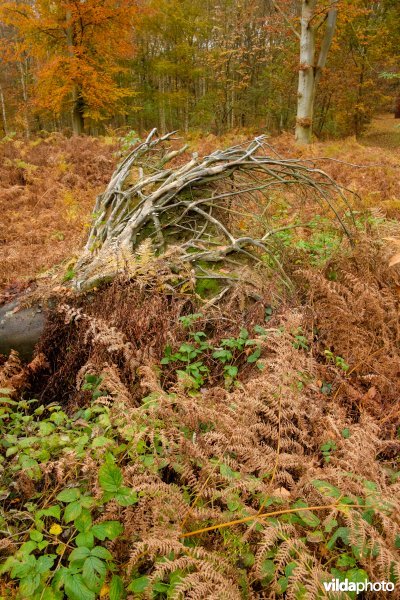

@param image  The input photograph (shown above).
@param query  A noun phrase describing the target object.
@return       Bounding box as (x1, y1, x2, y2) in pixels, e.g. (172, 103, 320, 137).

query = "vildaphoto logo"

(323, 579, 395, 593)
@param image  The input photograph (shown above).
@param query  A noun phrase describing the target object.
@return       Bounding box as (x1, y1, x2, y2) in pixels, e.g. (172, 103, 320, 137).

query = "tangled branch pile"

(75, 130, 353, 291)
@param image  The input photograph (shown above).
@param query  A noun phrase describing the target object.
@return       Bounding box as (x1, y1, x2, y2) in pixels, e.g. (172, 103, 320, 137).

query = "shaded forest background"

(0, 0, 399, 140)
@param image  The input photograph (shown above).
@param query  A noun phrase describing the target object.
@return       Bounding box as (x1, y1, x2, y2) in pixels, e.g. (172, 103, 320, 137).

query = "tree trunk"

(295, 0, 317, 144)
(18, 60, 30, 139)
(295, 2, 337, 144)
(395, 92, 400, 119)
(72, 87, 85, 135)
(0, 83, 8, 135)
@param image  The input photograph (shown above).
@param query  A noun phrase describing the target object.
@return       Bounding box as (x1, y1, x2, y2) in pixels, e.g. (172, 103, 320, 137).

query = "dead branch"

(74, 130, 354, 291)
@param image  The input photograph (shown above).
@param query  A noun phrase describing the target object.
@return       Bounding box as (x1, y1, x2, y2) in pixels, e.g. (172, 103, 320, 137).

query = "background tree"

(1, 0, 138, 134)
(0, 0, 398, 138)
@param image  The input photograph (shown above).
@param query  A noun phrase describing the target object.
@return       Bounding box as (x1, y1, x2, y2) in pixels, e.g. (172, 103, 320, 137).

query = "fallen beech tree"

(74, 129, 353, 291)
(1, 130, 354, 359)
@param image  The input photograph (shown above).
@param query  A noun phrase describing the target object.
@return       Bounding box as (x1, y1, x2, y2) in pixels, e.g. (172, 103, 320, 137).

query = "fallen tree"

(1, 130, 355, 360)
(73, 129, 353, 292)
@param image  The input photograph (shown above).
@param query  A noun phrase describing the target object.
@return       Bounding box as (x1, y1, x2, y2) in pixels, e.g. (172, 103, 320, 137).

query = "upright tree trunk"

(295, 0, 317, 144)
(0, 83, 8, 135)
(295, 1, 337, 144)
(66, 10, 85, 135)
(18, 60, 30, 139)
(72, 86, 85, 135)
(395, 92, 400, 119)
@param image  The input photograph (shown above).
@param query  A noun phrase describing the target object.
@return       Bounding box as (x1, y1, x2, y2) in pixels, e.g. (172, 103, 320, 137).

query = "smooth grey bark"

(0, 300, 45, 361)
(0, 83, 8, 135)
(295, 2, 337, 144)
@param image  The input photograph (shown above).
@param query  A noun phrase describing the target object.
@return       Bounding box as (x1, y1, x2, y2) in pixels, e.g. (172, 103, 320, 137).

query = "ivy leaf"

(98, 463, 123, 493)
(57, 488, 81, 503)
(64, 573, 95, 600)
(92, 521, 123, 541)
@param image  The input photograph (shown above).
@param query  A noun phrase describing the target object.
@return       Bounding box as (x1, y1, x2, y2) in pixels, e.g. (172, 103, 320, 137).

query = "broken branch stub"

(74, 129, 353, 291)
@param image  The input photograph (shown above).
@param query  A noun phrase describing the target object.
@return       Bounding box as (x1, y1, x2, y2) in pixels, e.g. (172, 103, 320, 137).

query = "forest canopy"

(0, 0, 399, 138)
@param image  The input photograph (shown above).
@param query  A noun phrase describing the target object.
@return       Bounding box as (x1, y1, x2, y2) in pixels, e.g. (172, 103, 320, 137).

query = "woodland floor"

(0, 125, 400, 599)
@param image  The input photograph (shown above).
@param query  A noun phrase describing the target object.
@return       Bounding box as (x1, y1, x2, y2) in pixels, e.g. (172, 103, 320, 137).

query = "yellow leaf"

(56, 543, 66, 555)
(100, 584, 110, 598)
(49, 523, 63, 536)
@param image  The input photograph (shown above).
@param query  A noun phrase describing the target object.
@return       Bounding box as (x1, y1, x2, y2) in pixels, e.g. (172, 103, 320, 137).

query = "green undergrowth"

(0, 315, 398, 599)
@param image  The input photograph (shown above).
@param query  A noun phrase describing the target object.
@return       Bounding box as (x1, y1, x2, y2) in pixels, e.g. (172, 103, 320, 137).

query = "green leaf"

(74, 509, 92, 533)
(247, 347, 261, 363)
(64, 573, 95, 600)
(19, 573, 40, 597)
(92, 521, 123, 541)
(219, 463, 240, 479)
(11, 555, 36, 578)
(336, 554, 356, 568)
(254, 325, 267, 335)
(64, 501, 82, 523)
(82, 556, 107, 591)
(98, 463, 123, 493)
(224, 365, 238, 379)
(36, 555, 56, 574)
(19, 541, 37, 555)
(292, 500, 321, 527)
(91, 546, 113, 560)
(39, 422, 55, 436)
(57, 488, 81, 503)
(128, 576, 150, 593)
(114, 488, 138, 507)
(345, 568, 369, 586)
(311, 480, 342, 499)
(69, 546, 91, 564)
(110, 575, 125, 600)
(38, 505, 61, 520)
(30, 530, 43, 542)
(260, 559, 275, 581)
(75, 532, 94, 549)
(327, 527, 350, 550)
